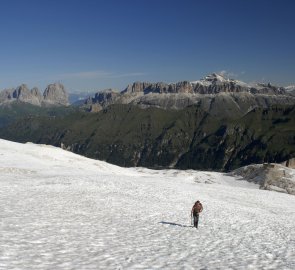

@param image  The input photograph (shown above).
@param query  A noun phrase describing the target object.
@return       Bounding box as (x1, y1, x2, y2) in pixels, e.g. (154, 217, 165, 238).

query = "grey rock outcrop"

(281, 158, 295, 169)
(0, 88, 15, 102)
(84, 73, 294, 112)
(0, 84, 43, 106)
(231, 163, 295, 195)
(0, 82, 69, 107)
(122, 73, 287, 95)
(123, 81, 195, 94)
(129, 91, 295, 115)
(14, 84, 43, 106)
(84, 89, 120, 112)
(86, 89, 119, 106)
(43, 83, 69, 106)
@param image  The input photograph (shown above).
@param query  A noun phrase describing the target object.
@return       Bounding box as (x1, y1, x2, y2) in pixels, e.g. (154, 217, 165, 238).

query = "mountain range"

(83, 73, 295, 113)
(1, 73, 295, 111)
(0, 73, 294, 171)
(0, 82, 69, 106)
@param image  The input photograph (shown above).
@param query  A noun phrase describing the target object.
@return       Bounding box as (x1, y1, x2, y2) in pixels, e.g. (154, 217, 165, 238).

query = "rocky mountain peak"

(30, 87, 42, 97)
(0, 82, 69, 106)
(13, 84, 30, 98)
(82, 73, 295, 112)
(203, 73, 228, 83)
(11, 84, 42, 106)
(43, 83, 69, 106)
(86, 89, 119, 105)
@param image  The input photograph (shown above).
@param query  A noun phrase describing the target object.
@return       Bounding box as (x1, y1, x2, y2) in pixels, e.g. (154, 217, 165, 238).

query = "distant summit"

(43, 83, 69, 106)
(121, 73, 286, 95)
(1, 74, 294, 110)
(0, 83, 69, 106)
(83, 73, 294, 112)
(193, 72, 230, 84)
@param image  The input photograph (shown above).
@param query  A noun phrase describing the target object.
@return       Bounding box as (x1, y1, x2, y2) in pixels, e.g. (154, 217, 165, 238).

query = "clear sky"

(0, 0, 294, 93)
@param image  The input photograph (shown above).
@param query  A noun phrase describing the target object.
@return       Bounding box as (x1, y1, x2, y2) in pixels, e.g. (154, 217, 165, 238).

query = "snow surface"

(0, 139, 295, 270)
(191, 73, 252, 89)
(285, 85, 295, 93)
(286, 85, 295, 90)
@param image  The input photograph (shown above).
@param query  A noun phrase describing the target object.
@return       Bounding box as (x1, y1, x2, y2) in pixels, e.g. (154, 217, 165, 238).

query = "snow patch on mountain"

(286, 85, 295, 91)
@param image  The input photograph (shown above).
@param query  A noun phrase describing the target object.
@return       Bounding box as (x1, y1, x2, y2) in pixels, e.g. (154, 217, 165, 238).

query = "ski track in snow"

(0, 139, 295, 270)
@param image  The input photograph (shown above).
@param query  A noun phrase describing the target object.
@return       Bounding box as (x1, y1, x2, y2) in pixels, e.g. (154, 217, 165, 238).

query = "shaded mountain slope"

(0, 104, 294, 171)
(0, 102, 77, 128)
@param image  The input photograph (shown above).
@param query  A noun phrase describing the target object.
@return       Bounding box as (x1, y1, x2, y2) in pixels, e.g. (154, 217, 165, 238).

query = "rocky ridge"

(0, 83, 69, 106)
(84, 73, 295, 112)
(232, 163, 295, 195)
(123, 73, 286, 95)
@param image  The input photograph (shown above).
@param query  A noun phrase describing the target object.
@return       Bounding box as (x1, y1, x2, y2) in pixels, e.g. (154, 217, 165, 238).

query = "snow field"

(0, 139, 295, 269)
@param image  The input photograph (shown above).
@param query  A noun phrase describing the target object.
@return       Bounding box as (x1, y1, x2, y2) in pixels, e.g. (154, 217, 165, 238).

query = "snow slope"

(0, 139, 294, 270)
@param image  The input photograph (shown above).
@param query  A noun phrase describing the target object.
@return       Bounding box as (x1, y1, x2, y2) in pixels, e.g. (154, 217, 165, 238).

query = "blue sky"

(0, 0, 294, 92)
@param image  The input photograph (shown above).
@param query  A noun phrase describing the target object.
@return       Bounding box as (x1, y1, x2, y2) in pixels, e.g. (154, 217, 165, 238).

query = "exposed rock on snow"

(281, 158, 295, 169)
(231, 163, 295, 195)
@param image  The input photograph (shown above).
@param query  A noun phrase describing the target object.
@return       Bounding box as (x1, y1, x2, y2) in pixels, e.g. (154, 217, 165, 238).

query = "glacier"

(0, 139, 294, 269)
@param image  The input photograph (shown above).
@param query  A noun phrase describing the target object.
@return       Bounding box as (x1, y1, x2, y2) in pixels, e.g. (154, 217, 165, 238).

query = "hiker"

(191, 200, 203, 228)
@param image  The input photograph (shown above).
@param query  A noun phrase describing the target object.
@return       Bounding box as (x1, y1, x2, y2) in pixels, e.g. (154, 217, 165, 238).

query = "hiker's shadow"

(159, 221, 193, 228)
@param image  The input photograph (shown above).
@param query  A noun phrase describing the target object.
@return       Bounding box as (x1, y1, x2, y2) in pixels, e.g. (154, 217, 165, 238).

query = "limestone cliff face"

(84, 89, 120, 112)
(122, 74, 287, 95)
(13, 85, 43, 106)
(0, 88, 15, 102)
(86, 89, 119, 106)
(0, 83, 69, 106)
(123, 81, 195, 94)
(30, 87, 43, 105)
(43, 83, 69, 106)
(232, 163, 295, 195)
(0, 84, 43, 106)
(84, 73, 293, 112)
